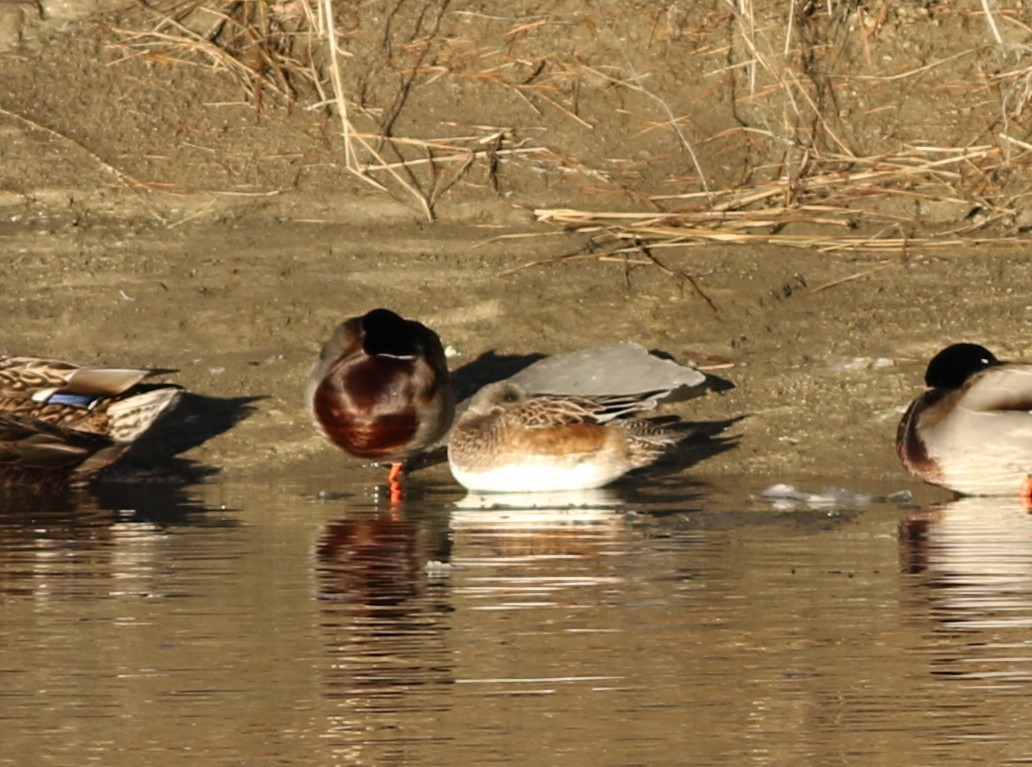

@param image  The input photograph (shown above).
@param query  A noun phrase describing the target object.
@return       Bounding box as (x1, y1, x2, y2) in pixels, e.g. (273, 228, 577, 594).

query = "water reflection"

(8, 467, 1032, 765)
(0, 482, 226, 603)
(900, 496, 1032, 620)
(316, 500, 453, 615)
(314, 485, 641, 762)
(452, 488, 624, 560)
(315, 488, 456, 761)
(900, 496, 1032, 687)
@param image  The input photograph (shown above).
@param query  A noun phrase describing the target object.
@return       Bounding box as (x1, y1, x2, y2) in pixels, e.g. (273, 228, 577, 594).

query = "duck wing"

(0, 413, 126, 478)
(508, 342, 706, 403)
(960, 364, 1032, 413)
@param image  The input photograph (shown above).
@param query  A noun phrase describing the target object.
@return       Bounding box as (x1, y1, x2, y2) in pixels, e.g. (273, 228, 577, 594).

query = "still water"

(2, 466, 1032, 766)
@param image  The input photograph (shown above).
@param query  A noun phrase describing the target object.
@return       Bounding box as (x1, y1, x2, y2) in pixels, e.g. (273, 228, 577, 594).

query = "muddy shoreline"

(2, 206, 1023, 505)
(0, 5, 1029, 502)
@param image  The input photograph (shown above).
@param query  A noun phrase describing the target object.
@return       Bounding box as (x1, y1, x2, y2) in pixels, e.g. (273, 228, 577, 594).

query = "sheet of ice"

(827, 356, 895, 373)
(442, 342, 711, 446)
(761, 483, 912, 510)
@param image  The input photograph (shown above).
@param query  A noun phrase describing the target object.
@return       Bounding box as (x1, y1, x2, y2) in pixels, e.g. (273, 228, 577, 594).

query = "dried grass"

(535, 143, 1024, 255)
(108, 0, 529, 220)
(105, 0, 1032, 248)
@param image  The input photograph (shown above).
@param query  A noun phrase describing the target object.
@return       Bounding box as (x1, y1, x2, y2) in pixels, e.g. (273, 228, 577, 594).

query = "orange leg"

(1022, 475, 1032, 509)
(388, 462, 404, 508)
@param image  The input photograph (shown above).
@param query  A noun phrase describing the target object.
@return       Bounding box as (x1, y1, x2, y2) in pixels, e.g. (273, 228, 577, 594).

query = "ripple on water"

(3, 477, 1032, 765)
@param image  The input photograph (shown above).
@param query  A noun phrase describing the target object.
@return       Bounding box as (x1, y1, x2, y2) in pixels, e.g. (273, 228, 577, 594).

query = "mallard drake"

(306, 308, 454, 484)
(447, 381, 683, 493)
(896, 343, 1032, 497)
(0, 356, 181, 485)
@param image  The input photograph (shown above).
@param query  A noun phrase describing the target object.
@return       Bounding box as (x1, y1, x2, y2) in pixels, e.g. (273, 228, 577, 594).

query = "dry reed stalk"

(110, 25, 290, 103)
(103, 0, 1032, 237)
(593, 0, 710, 194)
(809, 259, 899, 293)
(107, 0, 319, 106)
(307, 1, 589, 220)
(109, 0, 519, 220)
(534, 206, 1022, 255)
(632, 242, 719, 312)
(981, 0, 1004, 44)
(498, 251, 601, 276)
(637, 144, 1009, 228)
(317, 0, 434, 220)
(852, 48, 980, 82)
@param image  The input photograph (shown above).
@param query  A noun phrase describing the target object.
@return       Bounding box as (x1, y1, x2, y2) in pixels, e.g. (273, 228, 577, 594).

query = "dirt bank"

(0, 2, 1029, 498)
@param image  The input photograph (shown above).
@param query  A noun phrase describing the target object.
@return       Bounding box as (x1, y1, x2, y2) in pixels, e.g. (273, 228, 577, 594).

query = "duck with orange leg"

(306, 308, 454, 498)
(897, 342, 1032, 501)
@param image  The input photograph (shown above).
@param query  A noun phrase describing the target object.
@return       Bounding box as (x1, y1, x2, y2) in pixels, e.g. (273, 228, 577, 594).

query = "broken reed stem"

(498, 248, 602, 275)
(319, 0, 432, 221)
(634, 242, 719, 312)
(319, 0, 352, 168)
(809, 259, 899, 293)
(104, 0, 1028, 235)
(980, 0, 1003, 45)
(853, 47, 979, 82)
(110, 11, 294, 103)
(534, 204, 1021, 254)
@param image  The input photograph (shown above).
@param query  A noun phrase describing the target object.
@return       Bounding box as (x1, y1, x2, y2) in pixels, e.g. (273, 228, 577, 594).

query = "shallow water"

(3, 469, 1032, 766)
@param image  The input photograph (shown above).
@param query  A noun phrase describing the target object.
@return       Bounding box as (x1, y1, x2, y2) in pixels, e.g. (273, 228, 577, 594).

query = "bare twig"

(633, 239, 719, 312)
(809, 259, 899, 293)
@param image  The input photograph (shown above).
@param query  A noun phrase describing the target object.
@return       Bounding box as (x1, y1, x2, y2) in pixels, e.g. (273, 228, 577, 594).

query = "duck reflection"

(316, 495, 454, 714)
(451, 488, 625, 559)
(0, 481, 223, 603)
(900, 496, 1032, 597)
(317, 507, 451, 611)
(900, 496, 1032, 684)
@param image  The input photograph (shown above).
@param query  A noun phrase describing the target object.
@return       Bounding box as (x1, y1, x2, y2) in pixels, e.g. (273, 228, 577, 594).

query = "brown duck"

(306, 308, 454, 485)
(0, 355, 181, 485)
(448, 381, 683, 493)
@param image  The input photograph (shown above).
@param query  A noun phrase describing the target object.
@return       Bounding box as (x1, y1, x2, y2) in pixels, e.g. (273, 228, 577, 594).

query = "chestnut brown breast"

(312, 353, 420, 459)
(896, 391, 945, 484)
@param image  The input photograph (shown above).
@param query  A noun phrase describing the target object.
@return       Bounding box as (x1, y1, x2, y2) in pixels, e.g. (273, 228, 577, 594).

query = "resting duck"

(447, 380, 683, 493)
(896, 343, 1032, 497)
(0, 355, 181, 485)
(306, 308, 454, 485)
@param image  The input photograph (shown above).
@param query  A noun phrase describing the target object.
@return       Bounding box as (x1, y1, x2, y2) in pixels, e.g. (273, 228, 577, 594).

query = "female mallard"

(306, 308, 454, 484)
(447, 380, 682, 493)
(897, 343, 1032, 497)
(0, 356, 181, 485)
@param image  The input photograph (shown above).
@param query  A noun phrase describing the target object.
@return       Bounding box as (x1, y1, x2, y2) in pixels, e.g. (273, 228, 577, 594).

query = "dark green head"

(924, 343, 999, 389)
(361, 308, 428, 358)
